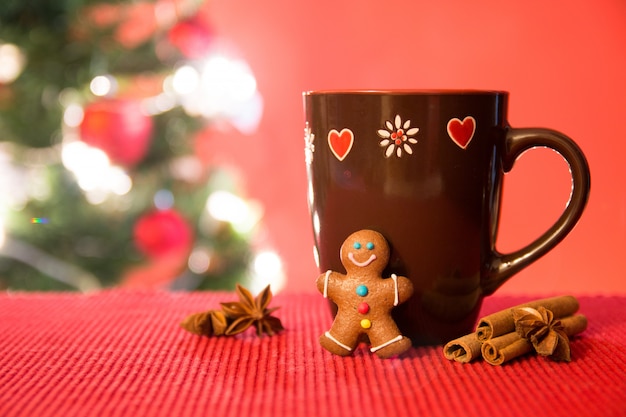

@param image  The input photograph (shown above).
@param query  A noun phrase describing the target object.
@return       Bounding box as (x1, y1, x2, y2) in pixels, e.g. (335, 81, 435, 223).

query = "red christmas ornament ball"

(167, 16, 214, 59)
(133, 209, 193, 258)
(80, 99, 153, 166)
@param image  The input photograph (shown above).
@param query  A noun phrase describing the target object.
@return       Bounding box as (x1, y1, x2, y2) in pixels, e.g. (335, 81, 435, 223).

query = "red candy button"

(357, 302, 369, 314)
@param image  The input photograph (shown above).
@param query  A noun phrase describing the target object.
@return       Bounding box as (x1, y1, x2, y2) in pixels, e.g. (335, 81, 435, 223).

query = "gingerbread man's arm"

(316, 270, 348, 299)
(315, 270, 333, 297)
(394, 275, 414, 304)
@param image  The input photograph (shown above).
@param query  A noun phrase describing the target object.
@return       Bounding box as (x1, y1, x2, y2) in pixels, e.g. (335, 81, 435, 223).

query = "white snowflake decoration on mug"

(304, 122, 315, 165)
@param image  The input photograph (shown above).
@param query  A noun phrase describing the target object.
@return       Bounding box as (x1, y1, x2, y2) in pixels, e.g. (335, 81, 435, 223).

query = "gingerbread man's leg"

(367, 321, 412, 359)
(320, 328, 360, 356)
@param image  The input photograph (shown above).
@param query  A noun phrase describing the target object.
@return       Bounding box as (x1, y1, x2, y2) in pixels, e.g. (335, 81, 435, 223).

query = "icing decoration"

(348, 252, 377, 267)
(391, 274, 399, 306)
(377, 115, 419, 158)
(325, 331, 352, 352)
(360, 319, 372, 329)
(353, 242, 362, 249)
(366, 242, 374, 250)
(370, 335, 403, 353)
(323, 270, 331, 298)
(447, 116, 476, 149)
(328, 128, 354, 161)
(356, 285, 369, 297)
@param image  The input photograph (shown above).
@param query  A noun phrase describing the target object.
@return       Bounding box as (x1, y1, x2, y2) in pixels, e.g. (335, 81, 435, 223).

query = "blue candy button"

(356, 285, 368, 297)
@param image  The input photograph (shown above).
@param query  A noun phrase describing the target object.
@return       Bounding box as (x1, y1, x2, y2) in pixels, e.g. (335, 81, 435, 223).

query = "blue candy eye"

(366, 242, 374, 250)
(353, 242, 362, 249)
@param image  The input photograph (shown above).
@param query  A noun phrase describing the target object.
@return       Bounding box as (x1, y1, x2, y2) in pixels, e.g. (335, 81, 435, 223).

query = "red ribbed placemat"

(0, 291, 624, 417)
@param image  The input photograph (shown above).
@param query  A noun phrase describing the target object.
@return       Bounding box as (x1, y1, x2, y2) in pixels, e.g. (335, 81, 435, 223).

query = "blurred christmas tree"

(0, 0, 272, 292)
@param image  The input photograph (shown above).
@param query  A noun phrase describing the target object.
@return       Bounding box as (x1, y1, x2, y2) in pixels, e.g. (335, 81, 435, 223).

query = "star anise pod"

(180, 310, 228, 337)
(513, 306, 571, 361)
(221, 284, 284, 337)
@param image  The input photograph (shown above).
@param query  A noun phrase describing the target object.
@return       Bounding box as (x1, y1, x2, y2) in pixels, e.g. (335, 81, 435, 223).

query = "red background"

(206, 0, 626, 294)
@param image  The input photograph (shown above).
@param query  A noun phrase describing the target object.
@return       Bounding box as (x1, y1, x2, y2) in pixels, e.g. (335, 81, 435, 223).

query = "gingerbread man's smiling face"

(340, 230, 390, 275)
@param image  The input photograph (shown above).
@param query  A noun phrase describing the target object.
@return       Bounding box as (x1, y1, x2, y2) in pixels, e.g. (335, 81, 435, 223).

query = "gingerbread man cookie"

(316, 229, 414, 359)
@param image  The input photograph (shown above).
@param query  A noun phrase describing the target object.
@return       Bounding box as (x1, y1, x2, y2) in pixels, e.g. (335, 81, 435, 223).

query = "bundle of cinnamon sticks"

(443, 296, 587, 365)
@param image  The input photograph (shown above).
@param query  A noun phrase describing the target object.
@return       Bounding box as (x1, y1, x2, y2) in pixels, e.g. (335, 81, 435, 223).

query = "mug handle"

(482, 127, 591, 294)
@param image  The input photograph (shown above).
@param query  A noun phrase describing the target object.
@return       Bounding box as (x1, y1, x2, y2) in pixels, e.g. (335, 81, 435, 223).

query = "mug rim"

(303, 89, 508, 96)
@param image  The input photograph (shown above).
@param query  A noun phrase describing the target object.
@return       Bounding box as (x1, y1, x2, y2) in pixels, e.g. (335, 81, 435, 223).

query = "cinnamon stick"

(481, 314, 588, 365)
(481, 331, 532, 365)
(475, 295, 579, 342)
(443, 333, 483, 363)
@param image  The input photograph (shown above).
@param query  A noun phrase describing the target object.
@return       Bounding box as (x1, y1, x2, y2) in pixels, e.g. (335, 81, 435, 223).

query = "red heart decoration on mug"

(447, 116, 476, 149)
(328, 128, 354, 161)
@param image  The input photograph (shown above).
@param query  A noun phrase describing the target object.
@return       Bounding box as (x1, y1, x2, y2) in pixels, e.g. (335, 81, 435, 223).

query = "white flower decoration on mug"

(377, 115, 419, 158)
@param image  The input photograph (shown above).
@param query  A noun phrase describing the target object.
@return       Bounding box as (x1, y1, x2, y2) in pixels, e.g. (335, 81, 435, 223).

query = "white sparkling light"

(0, 146, 29, 209)
(175, 53, 263, 133)
(62, 142, 110, 184)
(0, 216, 6, 249)
(206, 190, 261, 233)
(188, 247, 212, 274)
(0, 43, 26, 84)
(254, 251, 282, 277)
(228, 91, 263, 134)
(85, 189, 108, 205)
(144, 93, 177, 115)
(61, 141, 133, 203)
(169, 156, 203, 183)
(250, 250, 286, 294)
(201, 55, 257, 104)
(172, 65, 200, 95)
(63, 104, 84, 127)
(107, 167, 132, 196)
(90, 75, 116, 97)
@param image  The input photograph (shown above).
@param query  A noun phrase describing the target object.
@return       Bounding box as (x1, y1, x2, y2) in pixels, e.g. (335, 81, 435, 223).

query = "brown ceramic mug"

(303, 90, 590, 345)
